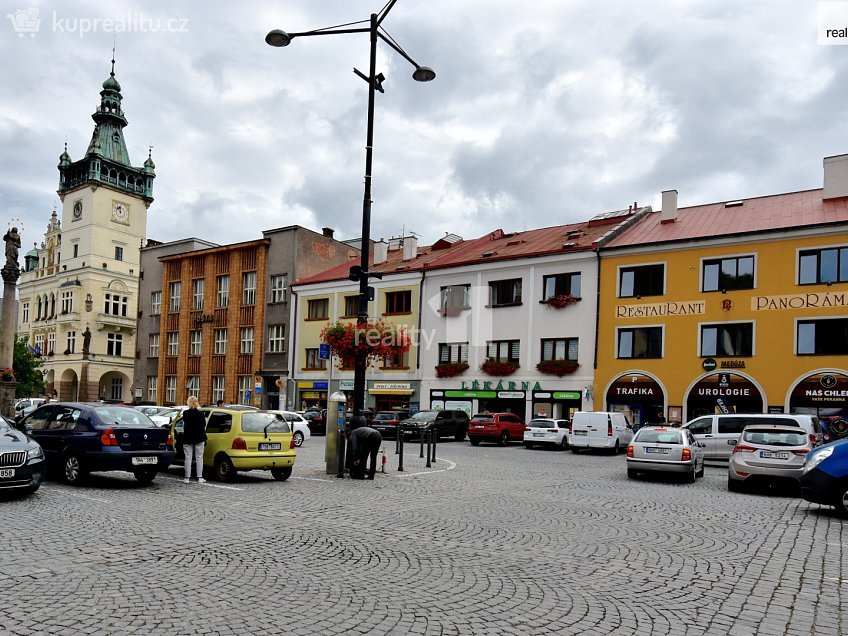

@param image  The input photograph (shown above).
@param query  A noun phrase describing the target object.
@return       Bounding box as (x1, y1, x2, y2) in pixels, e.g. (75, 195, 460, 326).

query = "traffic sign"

(319, 343, 330, 360)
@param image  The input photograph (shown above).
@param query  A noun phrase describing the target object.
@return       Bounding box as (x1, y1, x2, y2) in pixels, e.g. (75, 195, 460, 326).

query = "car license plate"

(574, 430, 587, 436)
(259, 443, 282, 451)
(645, 447, 669, 454)
(470, 425, 484, 429)
(760, 451, 790, 459)
(0, 468, 14, 478)
(532, 432, 545, 437)
(131, 456, 157, 465)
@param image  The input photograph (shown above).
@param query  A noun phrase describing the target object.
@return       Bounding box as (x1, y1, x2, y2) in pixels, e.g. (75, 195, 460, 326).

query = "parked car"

(149, 407, 184, 428)
(523, 418, 570, 449)
(271, 411, 311, 447)
(800, 439, 848, 516)
(683, 414, 823, 461)
(370, 411, 411, 439)
(467, 413, 525, 446)
(345, 410, 376, 425)
(400, 410, 469, 441)
(0, 414, 45, 495)
(17, 402, 174, 485)
(172, 408, 298, 482)
(14, 397, 45, 419)
(728, 424, 812, 492)
(626, 426, 705, 482)
(569, 411, 633, 454)
(302, 409, 326, 436)
(132, 405, 173, 418)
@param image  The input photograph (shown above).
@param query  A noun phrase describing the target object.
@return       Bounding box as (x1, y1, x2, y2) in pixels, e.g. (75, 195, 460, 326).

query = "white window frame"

(147, 376, 158, 403)
(192, 279, 205, 310)
(165, 376, 177, 403)
(186, 376, 200, 397)
(167, 332, 179, 356)
(149, 333, 160, 358)
(270, 274, 287, 303)
(169, 282, 181, 312)
(214, 328, 227, 355)
(240, 327, 254, 354)
(151, 291, 162, 316)
(267, 324, 286, 353)
(60, 291, 74, 314)
(242, 271, 257, 306)
(212, 376, 225, 403)
(107, 332, 123, 357)
(217, 275, 229, 308)
(190, 330, 202, 356)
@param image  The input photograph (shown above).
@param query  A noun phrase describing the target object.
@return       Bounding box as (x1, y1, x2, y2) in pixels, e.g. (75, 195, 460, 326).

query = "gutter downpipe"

(289, 286, 299, 411)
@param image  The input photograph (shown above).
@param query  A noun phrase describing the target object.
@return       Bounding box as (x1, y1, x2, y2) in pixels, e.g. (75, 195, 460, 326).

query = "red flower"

(480, 359, 519, 377)
(320, 320, 411, 370)
(543, 294, 578, 309)
(536, 359, 579, 377)
(434, 362, 469, 378)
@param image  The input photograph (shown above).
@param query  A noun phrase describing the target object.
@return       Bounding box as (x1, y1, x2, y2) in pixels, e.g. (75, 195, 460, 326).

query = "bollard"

(395, 429, 400, 455)
(432, 427, 437, 463)
(398, 428, 404, 472)
(425, 429, 432, 468)
(420, 427, 425, 458)
(380, 448, 387, 473)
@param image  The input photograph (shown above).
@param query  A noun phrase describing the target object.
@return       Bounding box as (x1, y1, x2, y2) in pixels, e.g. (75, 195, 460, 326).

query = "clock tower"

(17, 60, 155, 403)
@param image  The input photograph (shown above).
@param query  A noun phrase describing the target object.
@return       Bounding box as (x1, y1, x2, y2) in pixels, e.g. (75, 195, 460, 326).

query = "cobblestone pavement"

(0, 437, 844, 636)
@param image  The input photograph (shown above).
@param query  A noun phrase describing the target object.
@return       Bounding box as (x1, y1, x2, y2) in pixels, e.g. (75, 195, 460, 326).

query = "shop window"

(488, 278, 522, 307)
(541, 338, 578, 361)
(700, 323, 753, 357)
(438, 342, 468, 363)
(619, 264, 664, 298)
(542, 273, 581, 300)
(702, 256, 754, 292)
(307, 298, 329, 320)
(342, 295, 358, 318)
(486, 340, 520, 363)
(305, 348, 327, 370)
(617, 327, 662, 359)
(385, 290, 412, 314)
(799, 246, 848, 285)
(797, 318, 848, 355)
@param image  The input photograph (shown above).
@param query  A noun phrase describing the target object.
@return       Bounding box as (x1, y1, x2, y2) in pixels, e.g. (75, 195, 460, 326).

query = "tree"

(13, 335, 44, 398)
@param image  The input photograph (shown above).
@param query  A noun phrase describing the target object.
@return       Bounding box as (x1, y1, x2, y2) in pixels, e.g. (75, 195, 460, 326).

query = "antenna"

(111, 35, 116, 75)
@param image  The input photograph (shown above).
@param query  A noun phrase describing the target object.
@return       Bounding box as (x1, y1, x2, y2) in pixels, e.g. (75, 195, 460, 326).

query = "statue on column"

(82, 327, 92, 355)
(3, 227, 21, 274)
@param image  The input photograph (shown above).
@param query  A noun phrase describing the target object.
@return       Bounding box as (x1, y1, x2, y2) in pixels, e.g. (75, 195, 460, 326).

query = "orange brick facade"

(157, 240, 269, 406)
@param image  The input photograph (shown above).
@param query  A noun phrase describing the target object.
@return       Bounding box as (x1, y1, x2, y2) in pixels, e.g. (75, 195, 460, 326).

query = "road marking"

(158, 474, 243, 490)
(48, 488, 112, 504)
(397, 457, 457, 478)
(292, 476, 335, 482)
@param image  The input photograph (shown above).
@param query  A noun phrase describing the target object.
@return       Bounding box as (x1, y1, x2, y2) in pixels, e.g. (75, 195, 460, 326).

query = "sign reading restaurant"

(616, 301, 705, 318)
(752, 292, 848, 311)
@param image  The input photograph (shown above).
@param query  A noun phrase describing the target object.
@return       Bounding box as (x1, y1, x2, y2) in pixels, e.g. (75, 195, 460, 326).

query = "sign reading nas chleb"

(616, 301, 705, 318)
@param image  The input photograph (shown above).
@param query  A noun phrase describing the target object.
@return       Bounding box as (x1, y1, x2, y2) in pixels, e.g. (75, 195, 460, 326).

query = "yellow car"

(172, 408, 297, 482)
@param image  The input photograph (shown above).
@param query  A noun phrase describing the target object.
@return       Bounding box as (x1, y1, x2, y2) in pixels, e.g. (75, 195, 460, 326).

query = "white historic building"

(16, 63, 155, 402)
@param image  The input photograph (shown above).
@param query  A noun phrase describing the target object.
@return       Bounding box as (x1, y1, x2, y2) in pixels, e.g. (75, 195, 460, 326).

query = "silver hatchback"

(728, 425, 811, 491)
(626, 427, 705, 482)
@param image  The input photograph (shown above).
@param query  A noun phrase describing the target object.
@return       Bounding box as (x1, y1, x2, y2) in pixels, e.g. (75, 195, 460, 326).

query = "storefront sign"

(497, 391, 525, 399)
(297, 381, 329, 390)
(339, 380, 355, 390)
(752, 292, 848, 311)
(372, 382, 411, 390)
(720, 360, 745, 369)
(686, 372, 764, 415)
(445, 390, 497, 398)
(616, 301, 705, 319)
(702, 358, 717, 371)
(790, 373, 848, 405)
(459, 379, 542, 391)
(552, 391, 581, 400)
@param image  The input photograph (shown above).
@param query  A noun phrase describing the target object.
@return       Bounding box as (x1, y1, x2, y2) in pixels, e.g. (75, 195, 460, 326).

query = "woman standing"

(182, 396, 207, 483)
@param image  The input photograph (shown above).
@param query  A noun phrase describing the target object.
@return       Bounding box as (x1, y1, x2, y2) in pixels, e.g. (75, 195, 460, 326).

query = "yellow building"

(596, 156, 848, 437)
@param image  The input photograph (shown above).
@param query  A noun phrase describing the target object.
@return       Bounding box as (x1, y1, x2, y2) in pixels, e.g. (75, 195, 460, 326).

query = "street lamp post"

(266, 2, 434, 429)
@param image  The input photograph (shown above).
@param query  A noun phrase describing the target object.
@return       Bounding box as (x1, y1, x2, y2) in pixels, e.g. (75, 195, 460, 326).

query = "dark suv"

(370, 411, 411, 439)
(399, 410, 469, 441)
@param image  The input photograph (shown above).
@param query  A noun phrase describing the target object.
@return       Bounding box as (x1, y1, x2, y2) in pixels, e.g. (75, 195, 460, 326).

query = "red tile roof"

(604, 189, 848, 249)
(294, 212, 636, 286)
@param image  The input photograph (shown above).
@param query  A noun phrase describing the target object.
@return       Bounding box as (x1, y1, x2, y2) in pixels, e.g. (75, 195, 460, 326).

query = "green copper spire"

(57, 58, 154, 203)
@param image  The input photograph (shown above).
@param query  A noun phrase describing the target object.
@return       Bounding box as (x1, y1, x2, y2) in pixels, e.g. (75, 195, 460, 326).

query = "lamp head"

(265, 29, 292, 47)
(412, 66, 436, 82)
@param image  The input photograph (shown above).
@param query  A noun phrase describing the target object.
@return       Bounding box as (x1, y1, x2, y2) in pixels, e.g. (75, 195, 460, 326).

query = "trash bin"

(325, 391, 347, 475)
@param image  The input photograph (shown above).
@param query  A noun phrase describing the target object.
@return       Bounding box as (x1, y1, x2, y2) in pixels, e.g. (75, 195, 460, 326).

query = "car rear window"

(410, 411, 437, 420)
(528, 419, 554, 427)
(635, 429, 683, 445)
(742, 430, 807, 446)
(241, 413, 291, 433)
(373, 413, 396, 421)
(93, 407, 155, 428)
(471, 415, 494, 422)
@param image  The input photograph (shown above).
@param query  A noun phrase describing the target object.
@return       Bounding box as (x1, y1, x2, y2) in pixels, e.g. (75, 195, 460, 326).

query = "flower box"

(536, 359, 579, 377)
(0, 368, 15, 382)
(435, 361, 469, 378)
(320, 320, 410, 370)
(542, 294, 579, 309)
(480, 359, 519, 376)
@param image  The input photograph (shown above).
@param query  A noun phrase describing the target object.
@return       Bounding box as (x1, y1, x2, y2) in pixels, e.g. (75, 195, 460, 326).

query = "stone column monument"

(0, 226, 22, 419)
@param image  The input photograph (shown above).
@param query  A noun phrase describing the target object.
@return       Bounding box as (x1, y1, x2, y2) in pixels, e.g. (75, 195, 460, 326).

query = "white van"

(569, 411, 633, 454)
(682, 413, 823, 460)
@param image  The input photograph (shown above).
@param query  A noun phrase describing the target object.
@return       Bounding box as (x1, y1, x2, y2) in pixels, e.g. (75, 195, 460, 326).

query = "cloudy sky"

(1, 0, 846, 252)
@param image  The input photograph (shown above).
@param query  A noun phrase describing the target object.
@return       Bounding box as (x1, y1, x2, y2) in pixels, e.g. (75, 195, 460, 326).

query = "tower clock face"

(72, 200, 83, 219)
(112, 202, 129, 223)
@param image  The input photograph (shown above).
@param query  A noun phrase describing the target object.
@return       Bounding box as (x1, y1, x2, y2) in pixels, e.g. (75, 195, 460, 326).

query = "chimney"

(321, 227, 334, 238)
(402, 236, 418, 261)
(660, 189, 678, 223)
(823, 154, 848, 200)
(373, 239, 388, 265)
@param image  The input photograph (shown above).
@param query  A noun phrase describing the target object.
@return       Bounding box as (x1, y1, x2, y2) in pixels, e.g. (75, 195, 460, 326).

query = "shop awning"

(368, 389, 415, 395)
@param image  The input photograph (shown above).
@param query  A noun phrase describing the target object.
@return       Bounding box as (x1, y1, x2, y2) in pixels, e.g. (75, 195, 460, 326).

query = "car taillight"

(809, 433, 816, 447)
(568, 424, 572, 434)
(682, 448, 692, 461)
(792, 448, 810, 456)
(166, 432, 174, 447)
(733, 443, 758, 454)
(290, 438, 296, 450)
(100, 428, 119, 446)
(525, 427, 532, 432)
(231, 437, 247, 450)
(626, 445, 634, 458)
(607, 422, 613, 437)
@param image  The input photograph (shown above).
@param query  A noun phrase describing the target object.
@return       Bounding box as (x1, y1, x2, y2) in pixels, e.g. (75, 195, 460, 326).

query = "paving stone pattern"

(0, 439, 844, 635)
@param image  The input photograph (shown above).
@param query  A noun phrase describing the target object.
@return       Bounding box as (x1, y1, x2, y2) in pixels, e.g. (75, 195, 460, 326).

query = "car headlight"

(802, 446, 834, 473)
(27, 445, 43, 460)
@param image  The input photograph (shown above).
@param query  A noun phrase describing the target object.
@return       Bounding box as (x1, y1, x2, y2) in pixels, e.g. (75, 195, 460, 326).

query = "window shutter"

(542, 340, 553, 360)
(487, 342, 496, 359)
(510, 341, 520, 360)
(568, 339, 578, 360)
(439, 345, 449, 363)
(460, 344, 468, 362)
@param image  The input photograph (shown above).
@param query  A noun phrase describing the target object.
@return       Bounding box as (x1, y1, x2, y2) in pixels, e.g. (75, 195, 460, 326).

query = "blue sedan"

(799, 439, 848, 516)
